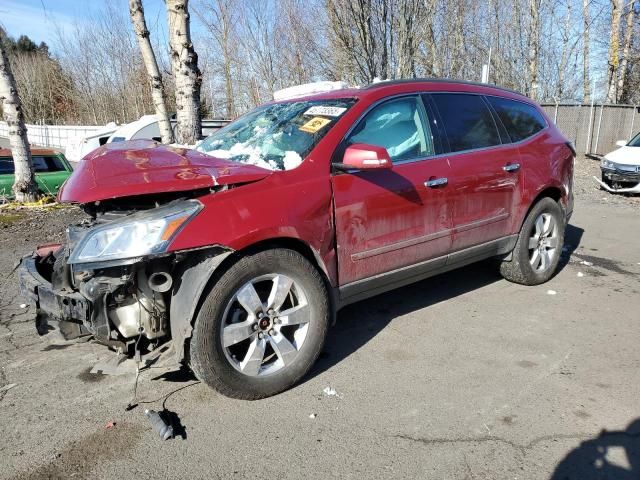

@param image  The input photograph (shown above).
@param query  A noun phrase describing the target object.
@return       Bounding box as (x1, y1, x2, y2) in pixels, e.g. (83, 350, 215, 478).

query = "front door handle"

(503, 163, 521, 172)
(424, 177, 448, 188)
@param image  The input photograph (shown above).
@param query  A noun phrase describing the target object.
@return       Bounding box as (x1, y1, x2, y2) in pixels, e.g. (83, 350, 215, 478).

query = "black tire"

(500, 197, 565, 285)
(190, 248, 329, 399)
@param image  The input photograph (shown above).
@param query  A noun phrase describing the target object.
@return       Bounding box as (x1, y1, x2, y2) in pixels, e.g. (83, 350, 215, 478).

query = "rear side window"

(431, 93, 501, 152)
(486, 97, 546, 142)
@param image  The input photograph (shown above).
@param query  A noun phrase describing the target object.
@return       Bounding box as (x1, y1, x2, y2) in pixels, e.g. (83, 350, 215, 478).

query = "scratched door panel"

(332, 157, 452, 285)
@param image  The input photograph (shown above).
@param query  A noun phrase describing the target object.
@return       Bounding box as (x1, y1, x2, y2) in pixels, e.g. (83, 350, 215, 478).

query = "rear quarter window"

(486, 96, 547, 142)
(431, 93, 501, 152)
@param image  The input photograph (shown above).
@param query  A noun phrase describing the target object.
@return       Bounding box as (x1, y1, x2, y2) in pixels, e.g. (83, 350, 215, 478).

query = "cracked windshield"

(197, 99, 356, 171)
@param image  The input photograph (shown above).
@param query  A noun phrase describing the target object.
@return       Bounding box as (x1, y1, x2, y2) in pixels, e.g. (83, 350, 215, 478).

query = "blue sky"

(0, 0, 169, 48)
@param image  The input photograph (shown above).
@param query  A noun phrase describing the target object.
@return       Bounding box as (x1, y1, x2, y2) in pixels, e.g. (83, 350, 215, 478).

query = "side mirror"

(616, 140, 628, 147)
(334, 143, 393, 171)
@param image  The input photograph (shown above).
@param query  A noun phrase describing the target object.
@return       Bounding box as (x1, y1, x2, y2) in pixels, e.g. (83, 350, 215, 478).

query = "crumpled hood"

(59, 140, 272, 204)
(604, 146, 640, 166)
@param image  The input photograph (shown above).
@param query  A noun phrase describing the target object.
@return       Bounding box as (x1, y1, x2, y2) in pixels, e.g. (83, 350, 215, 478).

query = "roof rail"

(364, 78, 524, 97)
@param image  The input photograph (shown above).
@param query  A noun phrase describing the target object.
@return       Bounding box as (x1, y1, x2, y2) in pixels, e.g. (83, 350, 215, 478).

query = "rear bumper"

(18, 254, 90, 337)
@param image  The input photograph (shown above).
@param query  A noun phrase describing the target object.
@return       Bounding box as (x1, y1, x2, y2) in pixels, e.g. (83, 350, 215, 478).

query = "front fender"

(170, 246, 233, 363)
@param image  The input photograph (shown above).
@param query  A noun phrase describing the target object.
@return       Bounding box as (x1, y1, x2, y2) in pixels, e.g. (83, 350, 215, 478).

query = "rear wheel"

(190, 248, 329, 399)
(500, 197, 565, 285)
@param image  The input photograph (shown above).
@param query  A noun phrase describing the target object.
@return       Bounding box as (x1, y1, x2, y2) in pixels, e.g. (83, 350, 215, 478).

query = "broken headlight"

(68, 200, 202, 265)
(601, 158, 616, 170)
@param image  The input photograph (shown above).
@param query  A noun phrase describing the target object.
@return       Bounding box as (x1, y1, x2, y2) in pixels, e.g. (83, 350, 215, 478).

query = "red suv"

(19, 80, 574, 399)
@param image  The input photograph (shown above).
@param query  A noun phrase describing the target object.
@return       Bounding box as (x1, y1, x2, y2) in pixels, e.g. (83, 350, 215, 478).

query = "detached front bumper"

(18, 254, 91, 338)
(594, 168, 640, 193)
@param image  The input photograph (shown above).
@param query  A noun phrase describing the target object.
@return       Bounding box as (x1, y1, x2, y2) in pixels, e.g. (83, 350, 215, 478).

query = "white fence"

(0, 121, 103, 150)
(540, 103, 638, 156)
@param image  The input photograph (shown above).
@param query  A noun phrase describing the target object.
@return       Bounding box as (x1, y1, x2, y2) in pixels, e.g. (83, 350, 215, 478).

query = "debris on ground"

(322, 386, 338, 397)
(19, 303, 27, 309)
(580, 260, 594, 267)
(0, 383, 17, 393)
(104, 421, 116, 429)
(309, 413, 317, 419)
(145, 409, 174, 440)
(546, 290, 557, 295)
(577, 272, 585, 277)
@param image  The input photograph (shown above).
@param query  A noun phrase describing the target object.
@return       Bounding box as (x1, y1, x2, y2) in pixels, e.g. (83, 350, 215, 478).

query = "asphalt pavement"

(1, 197, 639, 479)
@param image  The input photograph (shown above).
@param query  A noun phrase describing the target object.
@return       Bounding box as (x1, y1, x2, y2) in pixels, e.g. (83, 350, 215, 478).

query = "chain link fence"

(540, 103, 639, 156)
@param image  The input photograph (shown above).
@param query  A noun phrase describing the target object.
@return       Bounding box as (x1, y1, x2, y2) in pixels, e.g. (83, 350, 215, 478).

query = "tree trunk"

(166, 0, 202, 144)
(528, 0, 541, 100)
(129, 0, 174, 144)
(0, 30, 38, 202)
(606, 0, 622, 103)
(616, 1, 635, 103)
(582, 0, 591, 103)
(556, 2, 572, 99)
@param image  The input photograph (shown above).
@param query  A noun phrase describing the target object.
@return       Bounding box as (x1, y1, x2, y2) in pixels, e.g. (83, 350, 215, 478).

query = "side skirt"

(337, 235, 517, 308)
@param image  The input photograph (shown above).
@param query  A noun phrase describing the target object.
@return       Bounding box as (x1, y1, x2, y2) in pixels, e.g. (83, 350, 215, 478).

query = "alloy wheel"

(221, 274, 311, 377)
(527, 212, 559, 272)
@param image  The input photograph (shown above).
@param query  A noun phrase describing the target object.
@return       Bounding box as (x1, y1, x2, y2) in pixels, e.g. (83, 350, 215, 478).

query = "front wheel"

(500, 197, 565, 285)
(190, 248, 329, 399)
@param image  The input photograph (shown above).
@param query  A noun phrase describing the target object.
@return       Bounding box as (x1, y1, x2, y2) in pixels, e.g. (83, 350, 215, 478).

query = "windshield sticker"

(299, 117, 332, 133)
(303, 106, 347, 117)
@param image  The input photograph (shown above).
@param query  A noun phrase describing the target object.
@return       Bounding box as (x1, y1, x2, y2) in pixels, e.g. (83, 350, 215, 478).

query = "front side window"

(47, 156, 65, 171)
(487, 96, 546, 142)
(346, 96, 433, 161)
(197, 98, 356, 171)
(32, 156, 50, 172)
(431, 93, 501, 152)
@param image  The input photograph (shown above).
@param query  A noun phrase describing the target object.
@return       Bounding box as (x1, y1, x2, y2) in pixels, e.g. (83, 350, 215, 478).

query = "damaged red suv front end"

(19, 140, 277, 357)
(18, 81, 573, 399)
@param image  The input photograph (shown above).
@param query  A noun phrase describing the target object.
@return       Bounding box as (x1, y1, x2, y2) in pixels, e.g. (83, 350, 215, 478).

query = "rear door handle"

(424, 177, 448, 188)
(503, 163, 521, 172)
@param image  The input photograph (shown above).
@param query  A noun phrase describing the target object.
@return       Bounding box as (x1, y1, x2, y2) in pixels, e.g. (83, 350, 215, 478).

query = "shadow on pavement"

(557, 223, 584, 272)
(305, 259, 504, 382)
(550, 418, 640, 480)
(306, 223, 583, 384)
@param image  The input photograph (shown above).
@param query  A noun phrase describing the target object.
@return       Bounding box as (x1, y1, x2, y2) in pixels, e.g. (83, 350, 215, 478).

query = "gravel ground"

(574, 154, 640, 208)
(0, 160, 639, 479)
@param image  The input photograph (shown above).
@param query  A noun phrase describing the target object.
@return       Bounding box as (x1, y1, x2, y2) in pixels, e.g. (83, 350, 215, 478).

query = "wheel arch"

(504, 186, 564, 262)
(170, 237, 337, 365)
(520, 185, 564, 230)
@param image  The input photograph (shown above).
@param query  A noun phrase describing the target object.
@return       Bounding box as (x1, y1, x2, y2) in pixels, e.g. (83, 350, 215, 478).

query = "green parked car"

(0, 148, 73, 198)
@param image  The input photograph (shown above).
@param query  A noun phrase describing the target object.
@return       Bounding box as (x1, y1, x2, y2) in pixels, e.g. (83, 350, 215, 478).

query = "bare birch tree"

(606, 0, 622, 103)
(167, 0, 202, 144)
(616, 0, 636, 102)
(528, 0, 542, 100)
(0, 29, 38, 202)
(582, 0, 591, 102)
(129, 0, 174, 143)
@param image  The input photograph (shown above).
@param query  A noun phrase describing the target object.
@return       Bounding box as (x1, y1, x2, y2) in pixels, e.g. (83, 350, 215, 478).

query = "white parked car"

(596, 135, 640, 193)
(108, 115, 231, 144)
(65, 122, 118, 162)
